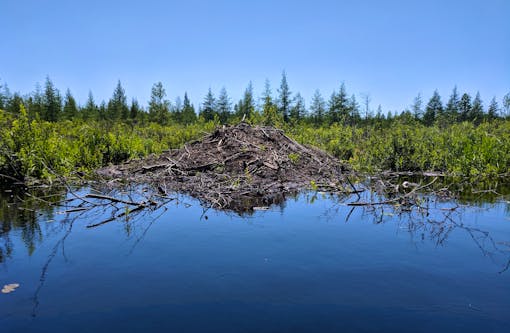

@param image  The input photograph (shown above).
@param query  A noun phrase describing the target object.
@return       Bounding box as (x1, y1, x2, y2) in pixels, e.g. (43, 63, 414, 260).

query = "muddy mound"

(97, 122, 348, 212)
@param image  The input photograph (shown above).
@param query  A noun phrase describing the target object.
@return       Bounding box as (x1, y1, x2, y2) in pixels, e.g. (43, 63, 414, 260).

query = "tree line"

(1, 73, 509, 127)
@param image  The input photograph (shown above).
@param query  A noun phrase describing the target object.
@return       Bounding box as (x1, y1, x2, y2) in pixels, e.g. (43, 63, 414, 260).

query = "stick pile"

(97, 122, 348, 212)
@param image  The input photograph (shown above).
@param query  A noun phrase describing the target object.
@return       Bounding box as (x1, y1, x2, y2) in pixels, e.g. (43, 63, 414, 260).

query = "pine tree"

(469, 92, 483, 124)
(348, 94, 360, 124)
(423, 90, 443, 126)
(445, 86, 460, 123)
(216, 87, 232, 124)
(361, 93, 372, 120)
(337, 83, 350, 121)
(375, 105, 384, 122)
(411, 93, 423, 120)
(83, 91, 98, 120)
(172, 96, 183, 122)
(130, 98, 141, 120)
(502, 93, 510, 118)
(398, 110, 415, 124)
(458, 93, 472, 122)
(62, 88, 78, 120)
(290, 93, 305, 122)
(107, 80, 129, 120)
(148, 82, 170, 124)
(277, 71, 292, 122)
(327, 92, 338, 124)
(328, 83, 349, 124)
(260, 80, 279, 125)
(260, 79, 273, 110)
(7, 93, 24, 115)
(310, 90, 326, 125)
(180, 92, 196, 124)
(27, 82, 44, 118)
(487, 97, 499, 121)
(237, 82, 255, 119)
(0, 80, 6, 109)
(43, 76, 62, 122)
(200, 88, 217, 121)
(98, 101, 107, 120)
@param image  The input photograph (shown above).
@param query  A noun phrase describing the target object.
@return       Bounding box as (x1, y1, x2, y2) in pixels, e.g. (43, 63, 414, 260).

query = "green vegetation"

(1, 74, 509, 183)
(0, 106, 214, 182)
(287, 121, 510, 177)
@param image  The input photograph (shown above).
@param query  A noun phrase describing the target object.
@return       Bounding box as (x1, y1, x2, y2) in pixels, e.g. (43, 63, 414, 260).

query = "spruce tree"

(327, 92, 338, 124)
(237, 82, 255, 119)
(328, 83, 349, 124)
(445, 86, 460, 123)
(277, 71, 292, 122)
(28, 82, 44, 118)
(337, 83, 350, 121)
(290, 93, 305, 122)
(107, 80, 129, 120)
(83, 91, 98, 120)
(423, 90, 443, 126)
(361, 93, 372, 120)
(148, 82, 170, 124)
(216, 87, 232, 124)
(411, 93, 423, 120)
(375, 105, 384, 122)
(502, 93, 510, 118)
(469, 92, 484, 124)
(260, 79, 273, 110)
(181, 92, 197, 124)
(130, 98, 141, 120)
(458, 93, 472, 122)
(348, 94, 361, 124)
(310, 90, 326, 125)
(200, 88, 217, 121)
(63, 88, 78, 120)
(260, 80, 279, 125)
(0, 80, 6, 109)
(172, 96, 183, 122)
(487, 97, 499, 121)
(7, 93, 24, 115)
(98, 101, 107, 120)
(43, 76, 62, 122)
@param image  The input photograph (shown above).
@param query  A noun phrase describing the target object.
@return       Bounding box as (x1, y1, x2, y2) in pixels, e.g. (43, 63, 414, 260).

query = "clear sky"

(1, 0, 509, 112)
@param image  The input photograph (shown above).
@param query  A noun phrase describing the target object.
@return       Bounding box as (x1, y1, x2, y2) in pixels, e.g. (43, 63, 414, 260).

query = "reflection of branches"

(500, 259, 510, 274)
(126, 205, 170, 256)
(27, 183, 181, 317)
(31, 211, 84, 317)
(316, 175, 510, 274)
(352, 198, 510, 274)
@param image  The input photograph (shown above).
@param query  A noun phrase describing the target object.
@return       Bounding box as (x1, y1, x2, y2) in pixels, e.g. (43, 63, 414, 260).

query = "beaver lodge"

(97, 122, 351, 213)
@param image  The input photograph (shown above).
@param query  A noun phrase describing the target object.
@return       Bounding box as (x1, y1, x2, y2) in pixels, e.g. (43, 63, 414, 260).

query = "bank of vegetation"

(1, 75, 509, 184)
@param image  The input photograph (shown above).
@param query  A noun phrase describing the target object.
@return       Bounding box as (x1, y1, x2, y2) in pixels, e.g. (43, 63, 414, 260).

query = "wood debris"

(96, 122, 350, 212)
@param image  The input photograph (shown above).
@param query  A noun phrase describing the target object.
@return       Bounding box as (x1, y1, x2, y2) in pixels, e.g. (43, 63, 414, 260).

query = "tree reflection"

(313, 175, 510, 273)
(0, 186, 66, 263)
(329, 192, 510, 274)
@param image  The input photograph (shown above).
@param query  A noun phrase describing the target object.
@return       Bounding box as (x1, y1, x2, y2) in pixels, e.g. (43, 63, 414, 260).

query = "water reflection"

(1, 180, 509, 268)
(358, 203, 510, 274)
(0, 186, 67, 263)
(1, 181, 510, 332)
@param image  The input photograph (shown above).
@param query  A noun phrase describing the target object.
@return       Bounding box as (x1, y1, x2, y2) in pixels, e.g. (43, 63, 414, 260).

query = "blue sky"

(1, 0, 509, 112)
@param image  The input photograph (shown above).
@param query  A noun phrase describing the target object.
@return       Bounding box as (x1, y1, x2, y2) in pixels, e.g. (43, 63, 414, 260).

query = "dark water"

(1, 187, 510, 333)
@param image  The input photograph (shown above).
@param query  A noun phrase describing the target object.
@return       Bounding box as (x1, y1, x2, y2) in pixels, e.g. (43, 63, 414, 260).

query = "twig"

(345, 175, 361, 200)
(84, 193, 144, 206)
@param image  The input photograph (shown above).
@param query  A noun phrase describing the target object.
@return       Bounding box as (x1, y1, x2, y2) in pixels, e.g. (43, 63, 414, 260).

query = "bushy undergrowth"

(0, 107, 214, 182)
(1, 107, 509, 183)
(287, 120, 510, 177)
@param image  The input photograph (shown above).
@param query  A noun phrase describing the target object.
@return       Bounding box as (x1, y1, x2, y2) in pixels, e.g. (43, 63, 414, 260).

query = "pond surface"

(1, 187, 510, 333)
